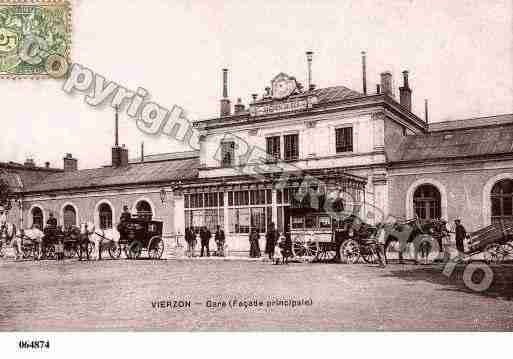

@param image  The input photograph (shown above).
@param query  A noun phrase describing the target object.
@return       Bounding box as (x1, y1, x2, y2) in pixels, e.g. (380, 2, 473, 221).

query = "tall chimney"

(234, 98, 245, 114)
(63, 153, 77, 172)
(114, 105, 119, 147)
(380, 71, 394, 97)
(361, 51, 367, 95)
(220, 69, 231, 117)
(306, 51, 313, 90)
(399, 70, 412, 111)
(424, 99, 429, 124)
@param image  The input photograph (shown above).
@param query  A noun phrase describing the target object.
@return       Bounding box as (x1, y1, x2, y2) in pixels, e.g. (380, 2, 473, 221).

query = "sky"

(1, 0, 512, 169)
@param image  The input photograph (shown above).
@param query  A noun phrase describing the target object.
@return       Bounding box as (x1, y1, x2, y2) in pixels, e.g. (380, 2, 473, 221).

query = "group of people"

(184, 225, 226, 257)
(249, 223, 292, 263)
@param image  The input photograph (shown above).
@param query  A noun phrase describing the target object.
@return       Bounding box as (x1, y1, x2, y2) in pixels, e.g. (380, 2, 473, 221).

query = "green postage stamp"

(0, 0, 71, 78)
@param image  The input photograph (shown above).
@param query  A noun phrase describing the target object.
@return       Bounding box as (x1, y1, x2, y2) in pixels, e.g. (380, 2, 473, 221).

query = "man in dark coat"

(117, 205, 131, 241)
(200, 226, 211, 257)
(265, 222, 278, 260)
(214, 225, 226, 257)
(46, 212, 57, 228)
(454, 219, 467, 254)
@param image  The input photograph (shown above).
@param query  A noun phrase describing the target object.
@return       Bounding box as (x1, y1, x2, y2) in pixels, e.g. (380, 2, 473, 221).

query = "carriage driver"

(117, 205, 131, 239)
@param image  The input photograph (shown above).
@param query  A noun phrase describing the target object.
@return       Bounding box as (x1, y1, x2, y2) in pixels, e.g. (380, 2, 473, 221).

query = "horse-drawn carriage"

(288, 211, 385, 265)
(465, 222, 513, 263)
(117, 217, 164, 259)
(41, 225, 95, 259)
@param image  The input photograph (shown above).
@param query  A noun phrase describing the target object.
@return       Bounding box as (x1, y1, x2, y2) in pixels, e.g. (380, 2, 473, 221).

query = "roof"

(390, 121, 513, 163)
(24, 157, 200, 193)
(0, 162, 62, 192)
(128, 150, 199, 164)
(310, 85, 362, 104)
(428, 114, 513, 132)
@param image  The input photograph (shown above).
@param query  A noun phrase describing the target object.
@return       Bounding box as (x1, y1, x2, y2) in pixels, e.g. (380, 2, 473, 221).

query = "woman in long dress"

(249, 228, 260, 258)
(265, 222, 278, 260)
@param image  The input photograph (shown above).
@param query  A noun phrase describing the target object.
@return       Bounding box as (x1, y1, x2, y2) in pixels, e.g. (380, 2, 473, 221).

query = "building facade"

(2, 57, 513, 254)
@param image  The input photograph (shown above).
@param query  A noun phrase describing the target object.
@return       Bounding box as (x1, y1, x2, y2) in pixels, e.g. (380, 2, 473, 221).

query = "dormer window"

(221, 141, 235, 167)
(335, 127, 353, 153)
(266, 136, 281, 162)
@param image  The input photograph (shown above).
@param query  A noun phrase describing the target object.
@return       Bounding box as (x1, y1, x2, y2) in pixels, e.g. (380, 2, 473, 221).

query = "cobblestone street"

(1, 258, 512, 331)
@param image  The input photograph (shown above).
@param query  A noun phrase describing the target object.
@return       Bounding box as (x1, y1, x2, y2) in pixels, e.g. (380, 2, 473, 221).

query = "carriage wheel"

(499, 243, 513, 263)
(361, 246, 377, 264)
(64, 245, 75, 258)
(483, 243, 500, 264)
(292, 239, 306, 258)
(303, 240, 319, 263)
(341, 240, 360, 264)
(128, 241, 142, 259)
(108, 242, 122, 259)
(46, 245, 56, 260)
(148, 236, 164, 259)
(316, 247, 337, 262)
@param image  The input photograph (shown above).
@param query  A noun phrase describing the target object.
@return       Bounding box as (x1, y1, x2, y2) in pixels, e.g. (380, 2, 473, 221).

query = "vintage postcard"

(0, 0, 512, 357)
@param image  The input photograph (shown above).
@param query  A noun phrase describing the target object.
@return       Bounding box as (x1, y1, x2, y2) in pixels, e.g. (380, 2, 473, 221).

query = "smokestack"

(361, 51, 367, 95)
(63, 153, 77, 172)
(380, 72, 394, 97)
(234, 98, 245, 114)
(306, 51, 313, 90)
(141, 142, 144, 162)
(220, 69, 231, 117)
(399, 70, 412, 111)
(424, 99, 429, 124)
(114, 105, 119, 147)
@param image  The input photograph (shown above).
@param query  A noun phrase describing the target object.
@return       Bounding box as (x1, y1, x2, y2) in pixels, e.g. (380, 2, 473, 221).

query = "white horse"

(0, 211, 16, 258)
(13, 227, 44, 260)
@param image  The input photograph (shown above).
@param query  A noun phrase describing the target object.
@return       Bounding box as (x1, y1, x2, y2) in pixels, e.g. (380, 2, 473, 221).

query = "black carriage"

(118, 218, 164, 259)
(41, 227, 94, 259)
(289, 210, 384, 265)
(466, 222, 513, 263)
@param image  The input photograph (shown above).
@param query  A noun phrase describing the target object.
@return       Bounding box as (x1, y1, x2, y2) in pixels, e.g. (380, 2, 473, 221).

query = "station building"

(2, 53, 513, 253)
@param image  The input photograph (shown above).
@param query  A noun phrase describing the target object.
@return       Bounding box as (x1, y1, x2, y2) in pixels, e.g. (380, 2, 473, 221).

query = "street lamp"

(160, 188, 167, 205)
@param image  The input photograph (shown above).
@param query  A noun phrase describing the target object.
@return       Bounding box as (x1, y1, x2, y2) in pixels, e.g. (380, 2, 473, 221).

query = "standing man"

(200, 226, 211, 257)
(46, 212, 57, 228)
(454, 219, 467, 255)
(265, 222, 278, 261)
(214, 225, 225, 257)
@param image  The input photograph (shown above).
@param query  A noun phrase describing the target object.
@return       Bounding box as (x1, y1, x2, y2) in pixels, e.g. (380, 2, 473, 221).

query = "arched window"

(136, 200, 152, 220)
(31, 207, 43, 230)
(491, 179, 513, 224)
(98, 203, 113, 229)
(63, 205, 77, 229)
(413, 184, 441, 220)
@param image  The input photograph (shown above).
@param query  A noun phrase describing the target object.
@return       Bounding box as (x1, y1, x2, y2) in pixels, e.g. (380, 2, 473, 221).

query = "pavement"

(1, 256, 512, 331)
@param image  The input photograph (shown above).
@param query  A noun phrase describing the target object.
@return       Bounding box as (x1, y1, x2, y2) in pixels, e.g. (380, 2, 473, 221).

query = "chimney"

(361, 51, 367, 95)
(24, 158, 35, 167)
(399, 70, 412, 111)
(44, 161, 50, 168)
(424, 99, 429, 124)
(251, 94, 258, 103)
(376, 84, 381, 94)
(380, 71, 394, 97)
(63, 153, 77, 172)
(120, 144, 128, 166)
(141, 142, 144, 162)
(306, 51, 313, 90)
(220, 68, 231, 117)
(234, 98, 245, 114)
(309, 84, 316, 91)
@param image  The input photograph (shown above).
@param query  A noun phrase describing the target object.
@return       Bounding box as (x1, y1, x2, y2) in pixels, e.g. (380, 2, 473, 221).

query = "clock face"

(272, 73, 297, 99)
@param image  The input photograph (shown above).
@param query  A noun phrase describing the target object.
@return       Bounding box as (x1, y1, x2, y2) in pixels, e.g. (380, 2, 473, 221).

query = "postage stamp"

(0, 0, 71, 79)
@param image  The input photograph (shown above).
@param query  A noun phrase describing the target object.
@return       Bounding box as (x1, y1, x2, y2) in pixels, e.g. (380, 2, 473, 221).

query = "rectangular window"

(336, 127, 353, 153)
(266, 136, 281, 161)
(221, 141, 235, 167)
(284, 134, 299, 161)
